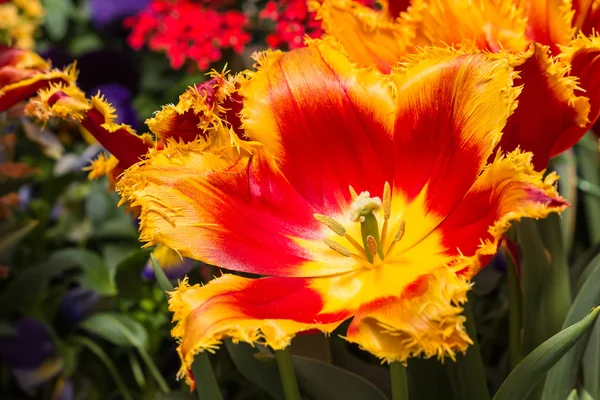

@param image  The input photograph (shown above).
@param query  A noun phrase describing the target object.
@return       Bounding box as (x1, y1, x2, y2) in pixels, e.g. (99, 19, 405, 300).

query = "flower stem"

(390, 362, 409, 400)
(445, 296, 490, 400)
(505, 246, 523, 369)
(275, 349, 302, 400)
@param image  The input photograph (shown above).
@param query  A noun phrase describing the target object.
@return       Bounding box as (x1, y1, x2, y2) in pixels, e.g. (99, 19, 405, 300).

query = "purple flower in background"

(60, 287, 101, 324)
(142, 245, 195, 280)
(0, 318, 54, 369)
(0, 318, 63, 394)
(91, 83, 138, 128)
(89, 0, 151, 28)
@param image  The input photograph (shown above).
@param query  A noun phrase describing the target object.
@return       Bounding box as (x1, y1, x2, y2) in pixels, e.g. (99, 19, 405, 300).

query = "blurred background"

(1, 0, 599, 399)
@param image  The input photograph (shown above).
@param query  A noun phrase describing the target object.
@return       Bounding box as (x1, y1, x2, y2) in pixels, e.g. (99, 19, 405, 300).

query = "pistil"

(361, 213, 384, 263)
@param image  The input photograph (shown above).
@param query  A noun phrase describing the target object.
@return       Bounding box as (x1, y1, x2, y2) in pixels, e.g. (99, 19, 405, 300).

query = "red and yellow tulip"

(0, 46, 75, 113)
(312, 0, 600, 169)
(112, 39, 568, 387)
(25, 69, 243, 187)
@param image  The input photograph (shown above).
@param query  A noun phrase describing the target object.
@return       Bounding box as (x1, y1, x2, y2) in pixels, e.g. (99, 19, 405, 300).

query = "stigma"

(314, 182, 405, 267)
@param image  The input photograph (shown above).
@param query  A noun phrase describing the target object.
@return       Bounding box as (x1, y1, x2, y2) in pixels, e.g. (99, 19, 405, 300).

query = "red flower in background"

(124, 0, 251, 70)
(259, 0, 375, 49)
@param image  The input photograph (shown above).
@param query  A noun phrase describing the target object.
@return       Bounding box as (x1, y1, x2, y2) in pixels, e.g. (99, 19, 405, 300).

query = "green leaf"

(0, 255, 79, 318)
(582, 319, 600, 399)
(52, 248, 116, 296)
(80, 312, 149, 350)
(43, 0, 72, 41)
(551, 151, 577, 253)
(576, 132, 600, 243)
(517, 216, 572, 380)
(226, 341, 284, 400)
(226, 340, 388, 400)
(494, 307, 600, 400)
(128, 352, 146, 389)
(293, 355, 388, 400)
(445, 296, 490, 400)
(69, 33, 103, 56)
(543, 252, 600, 399)
(70, 335, 134, 400)
(0, 220, 39, 255)
(331, 340, 391, 397)
(114, 248, 150, 301)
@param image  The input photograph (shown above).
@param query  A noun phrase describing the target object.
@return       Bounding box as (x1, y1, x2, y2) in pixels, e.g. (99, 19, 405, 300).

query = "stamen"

(344, 233, 367, 256)
(395, 220, 406, 242)
(314, 214, 346, 236)
(349, 185, 358, 200)
(324, 238, 352, 257)
(386, 220, 406, 257)
(383, 181, 391, 220)
(366, 235, 378, 257)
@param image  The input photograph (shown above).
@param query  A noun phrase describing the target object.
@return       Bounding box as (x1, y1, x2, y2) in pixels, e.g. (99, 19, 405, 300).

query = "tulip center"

(314, 182, 405, 267)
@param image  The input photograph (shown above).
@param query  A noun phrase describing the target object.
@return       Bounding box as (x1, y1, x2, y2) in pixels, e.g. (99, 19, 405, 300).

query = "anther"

(349, 185, 358, 200)
(394, 220, 406, 242)
(314, 214, 346, 236)
(366, 235, 378, 257)
(324, 238, 352, 257)
(383, 182, 391, 221)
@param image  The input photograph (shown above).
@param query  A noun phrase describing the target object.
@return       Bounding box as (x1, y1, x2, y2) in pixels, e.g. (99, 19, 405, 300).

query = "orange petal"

(309, 0, 413, 71)
(523, 0, 575, 52)
(170, 243, 453, 386)
(438, 149, 569, 277)
(346, 267, 472, 363)
(146, 71, 244, 143)
(0, 46, 76, 112)
(169, 274, 352, 387)
(573, 0, 600, 35)
(389, 48, 519, 246)
(499, 43, 590, 170)
(552, 34, 600, 155)
(405, 0, 529, 52)
(26, 84, 154, 171)
(117, 138, 360, 277)
(241, 39, 395, 212)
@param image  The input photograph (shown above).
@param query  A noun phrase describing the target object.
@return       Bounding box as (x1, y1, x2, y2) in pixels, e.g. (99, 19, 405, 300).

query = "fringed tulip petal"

(438, 149, 569, 277)
(0, 46, 76, 112)
(146, 72, 244, 142)
(346, 267, 472, 363)
(523, 0, 575, 52)
(389, 48, 520, 249)
(26, 84, 153, 171)
(552, 34, 600, 155)
(169, 274, 352, 386)
(405, 0, 529, 52)
(117, 138, 360, 277)
(500, 43, 590, 169)
(309, 0, 413, 71)
(241, 39, 395, 212)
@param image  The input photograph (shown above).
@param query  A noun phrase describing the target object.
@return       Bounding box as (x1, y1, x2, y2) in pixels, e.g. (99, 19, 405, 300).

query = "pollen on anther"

(324, 238, 352, 257)
(349, 185, 358, 200)
(395, 220, 406, 242)
(383, 182, 391, 220)
(314, 214, 346, 236)
(366, 235, 378, 257)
